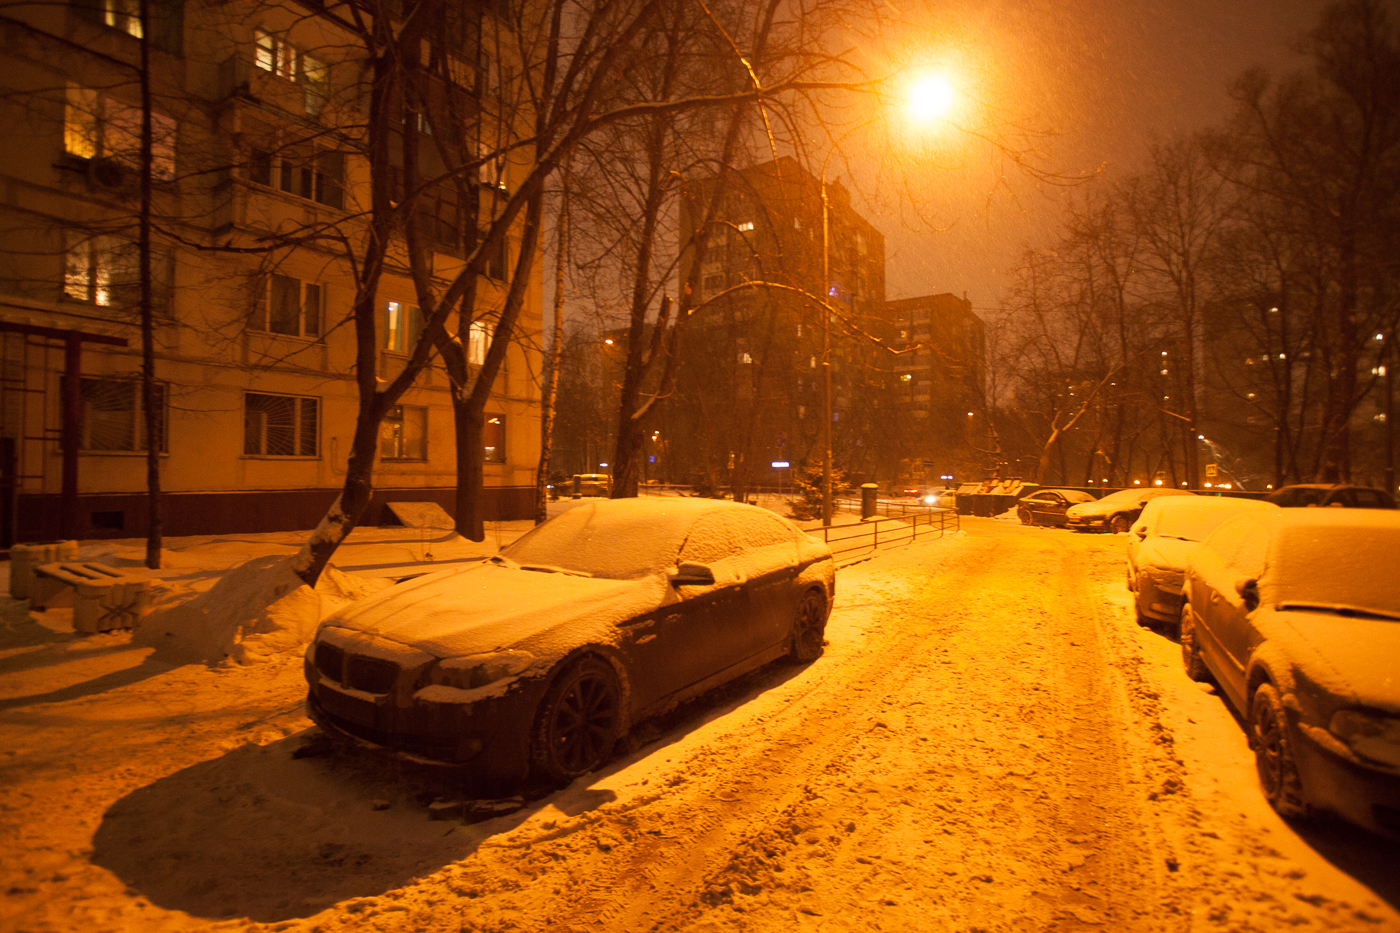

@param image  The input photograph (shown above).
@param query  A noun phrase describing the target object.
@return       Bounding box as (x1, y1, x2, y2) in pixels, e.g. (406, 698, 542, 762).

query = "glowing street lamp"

(819, 74, 956, 524)
(906, 72, 956, 123)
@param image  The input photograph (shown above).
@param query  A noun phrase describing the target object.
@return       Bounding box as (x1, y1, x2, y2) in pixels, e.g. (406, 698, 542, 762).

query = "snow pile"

(136, 556, 391, 665)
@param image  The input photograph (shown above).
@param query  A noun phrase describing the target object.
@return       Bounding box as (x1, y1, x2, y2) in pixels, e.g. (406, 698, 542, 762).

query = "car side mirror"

(669, 562, 715, 587)
(1134, 527, 1147, 539)
(1235, 576, 1259, 610)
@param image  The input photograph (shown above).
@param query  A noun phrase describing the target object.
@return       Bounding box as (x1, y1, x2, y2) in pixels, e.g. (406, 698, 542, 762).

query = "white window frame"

(252, 273, 322, 339)
(243, 392, 319, 458)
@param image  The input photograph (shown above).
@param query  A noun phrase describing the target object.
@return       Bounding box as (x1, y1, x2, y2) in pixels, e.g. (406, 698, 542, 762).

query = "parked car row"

(1125, 495, 1400, 839)
(1021, 482, 1396, 535)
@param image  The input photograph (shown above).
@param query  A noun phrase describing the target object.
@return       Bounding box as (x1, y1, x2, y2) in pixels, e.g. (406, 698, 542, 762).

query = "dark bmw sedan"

(305, 498, 835, 785)
(1016, 488, 1096, 527)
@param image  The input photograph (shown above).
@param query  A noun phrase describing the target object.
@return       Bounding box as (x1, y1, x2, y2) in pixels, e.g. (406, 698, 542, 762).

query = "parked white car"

(1181, 508, 1400, 837)
(1127, 495, 1278, 625)
(1065, 487, 1194, 533)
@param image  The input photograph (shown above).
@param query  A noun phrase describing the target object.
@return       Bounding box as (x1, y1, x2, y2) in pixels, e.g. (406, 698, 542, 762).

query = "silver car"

(1181, 508, 1400, 837)
(1127, 495, 1277, 625)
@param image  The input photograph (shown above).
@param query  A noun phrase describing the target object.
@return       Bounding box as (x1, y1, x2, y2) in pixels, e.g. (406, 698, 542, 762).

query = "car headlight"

(429, 650, 537, 690)
(1328, 708, 1400, 768)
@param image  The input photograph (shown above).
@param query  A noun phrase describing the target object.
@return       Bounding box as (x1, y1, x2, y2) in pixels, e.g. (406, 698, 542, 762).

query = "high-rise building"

(886, 293, 986, 481)
(671, 157, 891, 493)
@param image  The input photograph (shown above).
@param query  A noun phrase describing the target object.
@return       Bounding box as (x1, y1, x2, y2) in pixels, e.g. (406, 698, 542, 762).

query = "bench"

(32, 562, 152, 633)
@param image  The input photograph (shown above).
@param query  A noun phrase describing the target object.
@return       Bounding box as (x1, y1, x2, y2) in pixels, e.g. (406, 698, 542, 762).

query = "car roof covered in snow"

(500, 497, 801, 580)
(1141, 495, 1277, 542)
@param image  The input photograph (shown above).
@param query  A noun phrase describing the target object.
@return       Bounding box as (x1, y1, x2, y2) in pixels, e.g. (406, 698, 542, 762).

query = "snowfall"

(1, 501, 1397, 933)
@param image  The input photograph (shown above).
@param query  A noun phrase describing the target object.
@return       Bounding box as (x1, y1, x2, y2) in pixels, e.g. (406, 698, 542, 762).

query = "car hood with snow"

(1253, 608, 1400, 714)
(317, 560, 670, 661)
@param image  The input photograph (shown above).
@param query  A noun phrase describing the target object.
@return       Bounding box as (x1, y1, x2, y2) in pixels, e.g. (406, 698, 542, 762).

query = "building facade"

(670, 156, 892, 493)
(0, 0, 542, 543)
(887, 293, 986, 482)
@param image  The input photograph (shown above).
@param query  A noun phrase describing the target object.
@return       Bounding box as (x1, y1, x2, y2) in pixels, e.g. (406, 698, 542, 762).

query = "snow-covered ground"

(1, 517, 1396, 932)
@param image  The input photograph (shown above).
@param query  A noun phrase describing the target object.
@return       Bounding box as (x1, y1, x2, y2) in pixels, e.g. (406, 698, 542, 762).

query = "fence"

(809, 507, 959, 562)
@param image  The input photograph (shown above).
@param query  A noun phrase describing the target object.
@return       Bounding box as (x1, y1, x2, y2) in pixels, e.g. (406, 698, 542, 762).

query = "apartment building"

(0, 0, 542, 544)
(670, 156, 892, 491)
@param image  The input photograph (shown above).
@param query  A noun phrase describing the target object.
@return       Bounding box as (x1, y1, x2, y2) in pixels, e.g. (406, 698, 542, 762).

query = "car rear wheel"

(1179, 605, 1210, 682)
(530, 657, 621, 783)
(1251, 683, 1308, 819)
(1110, 514, 1131, 533)
(1020, 510, 1035, 526)
(790, 589, 827, 661)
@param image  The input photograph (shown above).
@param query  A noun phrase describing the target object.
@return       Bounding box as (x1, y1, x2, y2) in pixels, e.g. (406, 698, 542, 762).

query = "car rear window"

(1267, 519, 1400, 613)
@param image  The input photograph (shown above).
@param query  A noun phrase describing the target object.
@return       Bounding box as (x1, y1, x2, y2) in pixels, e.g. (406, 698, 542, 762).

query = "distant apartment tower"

(670, 157, 892, 492)
(887, 293, 986, 480)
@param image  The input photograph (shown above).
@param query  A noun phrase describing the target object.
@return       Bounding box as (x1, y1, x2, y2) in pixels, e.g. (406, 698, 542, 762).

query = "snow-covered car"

(572, 473, 612, 497)
(1065, 487, 1195, 533)
(1180, 509, 1400, 837)
(304, 498, 836, 786)
(1264, 484, 1396, 509)
(1127, 495, 1277, 625)
(1016, 488, 1096, 526)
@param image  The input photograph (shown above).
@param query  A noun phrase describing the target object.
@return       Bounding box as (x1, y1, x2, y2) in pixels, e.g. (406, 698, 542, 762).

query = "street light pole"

(821, 171, 833, 526)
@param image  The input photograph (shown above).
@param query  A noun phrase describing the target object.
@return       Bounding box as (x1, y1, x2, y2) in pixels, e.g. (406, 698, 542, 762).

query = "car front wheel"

(1180, 605, 1210, 682)
(1251, 682, 1308, 819)
(1019, 509, 1033, 525)
(1110, 514, 1131, 533)
(790, 588, 828, 661)
(530, 657, 621, 783)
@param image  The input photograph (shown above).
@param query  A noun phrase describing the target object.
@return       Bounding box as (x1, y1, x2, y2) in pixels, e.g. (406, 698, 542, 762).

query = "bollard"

(861, 483, 879, 520)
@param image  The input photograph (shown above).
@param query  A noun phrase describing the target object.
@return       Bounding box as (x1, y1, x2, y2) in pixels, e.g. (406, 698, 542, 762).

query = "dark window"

(79, 377, 166, 452)
(244, 392, 318, 456)
(253, 274, 322, 338)
(380, 405, 427, 460)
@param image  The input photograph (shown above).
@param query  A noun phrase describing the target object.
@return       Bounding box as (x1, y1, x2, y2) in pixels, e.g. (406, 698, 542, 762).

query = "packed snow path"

(1, 518, 1396, 932)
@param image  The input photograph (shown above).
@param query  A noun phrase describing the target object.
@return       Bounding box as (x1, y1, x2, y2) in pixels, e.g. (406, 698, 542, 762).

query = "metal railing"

(809, 507, 959, 562)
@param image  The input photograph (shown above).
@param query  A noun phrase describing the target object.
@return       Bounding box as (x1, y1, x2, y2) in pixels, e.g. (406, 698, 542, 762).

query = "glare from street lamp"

(906, 73, 955, 123)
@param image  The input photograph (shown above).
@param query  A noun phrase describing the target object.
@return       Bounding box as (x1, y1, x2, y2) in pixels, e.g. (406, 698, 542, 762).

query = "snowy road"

(1, 518, 1397, 932)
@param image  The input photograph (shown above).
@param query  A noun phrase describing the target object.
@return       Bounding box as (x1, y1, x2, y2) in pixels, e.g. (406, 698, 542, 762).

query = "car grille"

(314, 642, 345, 680)
(313, 642, 400, 695)
(345, 655, 399, 695)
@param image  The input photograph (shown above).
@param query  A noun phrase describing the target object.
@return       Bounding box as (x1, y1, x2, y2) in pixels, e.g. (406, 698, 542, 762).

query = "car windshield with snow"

(303, 498, 835, 786)
(1180, 508, 1400, 837)
(1126, 495, 1277, 625)
(1065, 487, 1195, 533)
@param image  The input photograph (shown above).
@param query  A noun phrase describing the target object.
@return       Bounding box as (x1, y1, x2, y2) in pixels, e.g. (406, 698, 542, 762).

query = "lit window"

(739, 351, 752, 364)
(244, 393, 318, 457)
(484, 414, 505, 463)
(64, 233, 172, 311)
(468, 319, 490, 365)
(899, 373, 912, 383)
(102, 0, 141, 38)
(383, 301, 423, 353)
(736, 221, 754, 232)
(65, 85, 176, 180)
(380, 405, 427, 460)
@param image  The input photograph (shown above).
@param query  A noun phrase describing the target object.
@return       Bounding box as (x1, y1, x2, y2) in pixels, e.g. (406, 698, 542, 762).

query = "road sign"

(1205, 463, 1218, 478)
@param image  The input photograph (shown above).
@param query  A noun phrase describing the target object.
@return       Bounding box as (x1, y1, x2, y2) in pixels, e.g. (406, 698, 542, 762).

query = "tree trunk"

(138, 0, 161, 569)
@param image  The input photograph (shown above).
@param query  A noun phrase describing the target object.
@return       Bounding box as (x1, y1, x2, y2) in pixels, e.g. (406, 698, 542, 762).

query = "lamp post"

(816, 72, 956, 525)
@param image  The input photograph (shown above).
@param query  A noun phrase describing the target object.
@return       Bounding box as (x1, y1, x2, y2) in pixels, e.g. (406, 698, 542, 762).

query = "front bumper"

(304, 649, 541, 781)
(1290, 717, 1400, 839)
(1135, 574, 1185, 623)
